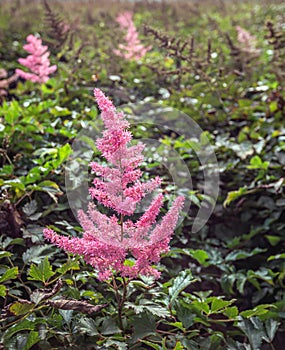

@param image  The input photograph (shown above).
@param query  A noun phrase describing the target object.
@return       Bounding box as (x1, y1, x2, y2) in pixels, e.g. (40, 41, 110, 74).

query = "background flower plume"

(16, 34, 57, 83)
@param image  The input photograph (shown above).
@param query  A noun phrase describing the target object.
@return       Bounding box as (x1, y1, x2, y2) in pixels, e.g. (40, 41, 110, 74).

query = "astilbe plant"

(114, 11, 152, 61)
(44, 88, 184, 281)
(16, 34, 57, 83)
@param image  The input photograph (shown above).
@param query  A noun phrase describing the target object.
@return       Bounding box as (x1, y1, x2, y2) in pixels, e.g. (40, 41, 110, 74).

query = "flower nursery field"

(0, 0, 285, 349)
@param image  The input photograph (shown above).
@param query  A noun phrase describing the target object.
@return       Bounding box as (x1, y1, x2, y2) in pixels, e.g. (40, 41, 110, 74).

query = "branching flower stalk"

(44, 88, 184, 283)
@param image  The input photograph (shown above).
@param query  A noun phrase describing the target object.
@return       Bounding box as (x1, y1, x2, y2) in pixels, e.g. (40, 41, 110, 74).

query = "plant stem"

(112, 276, 128, 332)
(270, 342, 276, 350)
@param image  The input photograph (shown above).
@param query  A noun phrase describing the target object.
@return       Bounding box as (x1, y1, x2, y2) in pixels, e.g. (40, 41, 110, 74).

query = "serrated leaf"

(192, 300, 210, 315)
(3, 319, 35, 342)
(132, 312, 156, 342)
(22, 200, 37, 216)
(9, 301, 35, 316)
(0, 267, 18, 283)
(28, 257, 54, 283)
(223, 306, 239, 319)
(238, 317, 264, 350)
(210, 297, 235, 313)
(176, 300, 195, 329)
(169, 269, 195, 304)
(264, 319, 280, 342)
(56, 259, 80, 274)
(76, 317, 98, 336)
(240, 304, 274, 318)
(125, 300, 170, 318)
(23, 245, 56, 264)
(101, 317, 121, 335)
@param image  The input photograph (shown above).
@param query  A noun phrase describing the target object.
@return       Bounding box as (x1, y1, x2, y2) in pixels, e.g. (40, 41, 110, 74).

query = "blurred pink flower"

(44, 88, 184, 281)
(236, 26, 260, 55)
(114, 11, 152, 61)
(16, 34, 57, 83)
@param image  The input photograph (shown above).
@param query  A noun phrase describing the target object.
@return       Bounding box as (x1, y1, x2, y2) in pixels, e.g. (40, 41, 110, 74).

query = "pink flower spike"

(94, 88, 116, 113)
(17, 34, 57, 83)
(44, 88, 184, 281)
(114, 11, 152, 61)
(235, 26, 260, 55)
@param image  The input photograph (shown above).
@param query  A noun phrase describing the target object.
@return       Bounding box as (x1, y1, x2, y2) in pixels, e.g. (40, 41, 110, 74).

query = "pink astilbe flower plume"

(236, 26, 261, 55)
(44, 88, 184, 281)
(16, 34, 57, 83)
(114, 11, 152, 61)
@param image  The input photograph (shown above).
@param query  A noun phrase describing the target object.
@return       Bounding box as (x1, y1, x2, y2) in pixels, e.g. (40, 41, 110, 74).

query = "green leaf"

(125, 300, 170, 318)
(0, 285, 7, 297)
(223, 306, 239, 319)
(101, 317, 121, 335)
(56, 259, 80, 274)
(247, 155, 269, 170)
(176, 300, 195, 329)
(23, 245, 55, 264)
(76, 317, 98, 336)
(265, 235, 281, 246)
(132, 312, 156, 342)
(225, 248, 266, 262)
(174, 341, 184, 350)
(264, 319, 280, 342)
(191, 300, 210, 315)
(0, 251, 13, 259)
(238, 317, 264, 350)
(56, 143, 72, 166)
(224, 187, 248, 207)
(0, 267, 18, 283)
(23, 331, 40, 350)
(38, 180, 60, 189)
(28, 257, 55, 283)
(9, 301, 35, 316)
(240, 304, 274, 318)
(267, 253, 285, 261)
(140, 340, 161, 350)
(104, 339, 128, 350)
(169, 269, 195, 304)
(3, 319, 35, 342)
(188, 249, 209, 266)
(210, 297, 235, 313)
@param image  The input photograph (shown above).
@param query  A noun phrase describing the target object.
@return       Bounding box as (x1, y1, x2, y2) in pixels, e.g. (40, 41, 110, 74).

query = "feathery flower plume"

(114, 11, 152, 61)
(236, 26, 260, 55)
(16, 34, 57, 83)
(44, 88, 184, 281)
